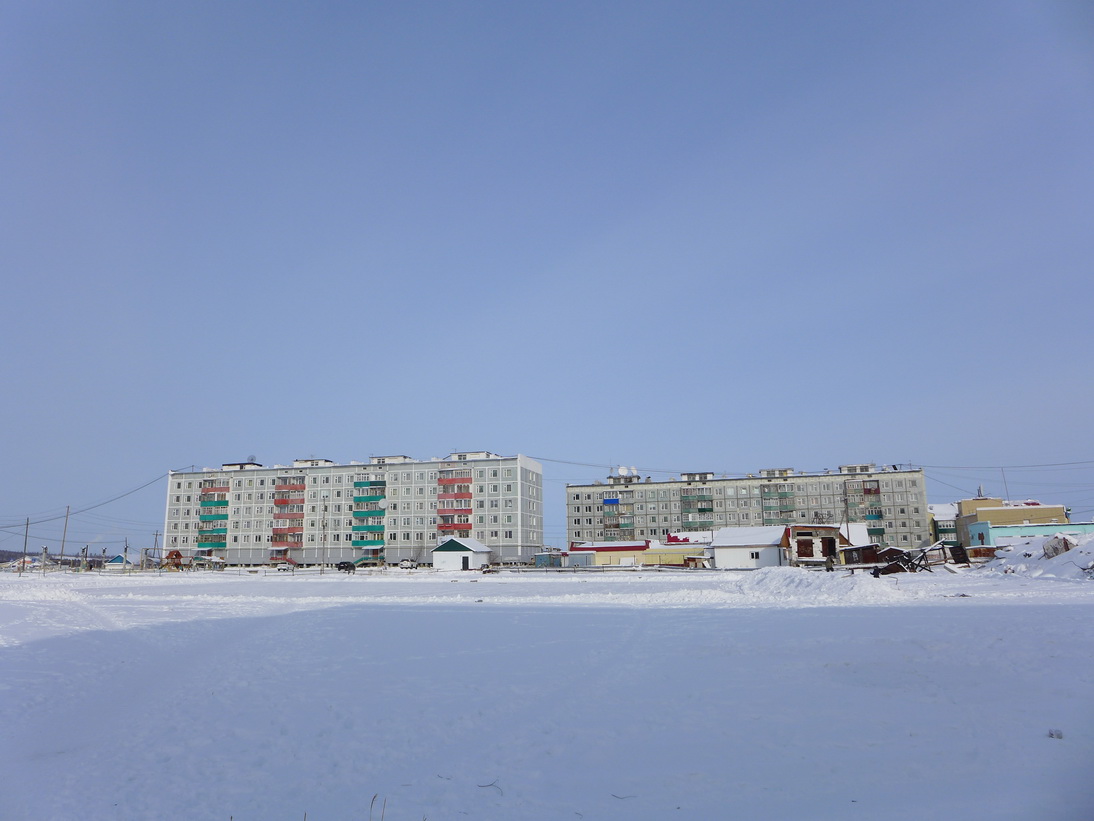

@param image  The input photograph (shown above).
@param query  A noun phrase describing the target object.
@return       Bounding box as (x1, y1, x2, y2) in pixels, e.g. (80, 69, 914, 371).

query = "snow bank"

(984, 532, 1094, 580)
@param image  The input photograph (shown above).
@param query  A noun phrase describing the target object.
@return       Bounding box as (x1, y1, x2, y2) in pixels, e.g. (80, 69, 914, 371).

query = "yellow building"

(955, 497, 1068, 547)
(568, 539, 700, 567)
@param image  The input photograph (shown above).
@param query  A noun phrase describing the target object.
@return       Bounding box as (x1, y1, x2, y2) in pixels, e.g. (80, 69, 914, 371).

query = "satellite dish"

(630, 467, 638, 476)
(618, 466, 629, 476)
(377, 499, 389, 510)
(247, 455, 257, 463)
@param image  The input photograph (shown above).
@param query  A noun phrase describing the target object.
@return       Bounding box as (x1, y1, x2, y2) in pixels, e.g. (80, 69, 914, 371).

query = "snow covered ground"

(1, 567, 1091, 820)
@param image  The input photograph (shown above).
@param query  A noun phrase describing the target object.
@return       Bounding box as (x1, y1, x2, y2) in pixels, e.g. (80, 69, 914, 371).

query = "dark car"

(335, 561, 356, 574)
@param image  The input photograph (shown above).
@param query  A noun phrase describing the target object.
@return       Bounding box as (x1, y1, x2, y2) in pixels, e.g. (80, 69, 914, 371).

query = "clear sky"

(3, 0, 1093, 553)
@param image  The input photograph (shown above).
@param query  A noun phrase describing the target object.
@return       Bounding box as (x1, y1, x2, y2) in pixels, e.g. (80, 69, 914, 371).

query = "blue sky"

(3, 0, 1093, 551)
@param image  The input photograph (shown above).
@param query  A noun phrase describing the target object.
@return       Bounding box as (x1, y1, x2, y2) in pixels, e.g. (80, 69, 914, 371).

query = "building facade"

(165, 452, 544, 566)
(566, 464, 931, 549)
(955, 497, 1069, 547)
(928, 503, 959, 546)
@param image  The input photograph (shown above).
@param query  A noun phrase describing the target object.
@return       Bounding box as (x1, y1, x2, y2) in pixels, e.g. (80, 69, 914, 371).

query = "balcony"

(199, 487, 229, 495)
(438, 476, 471, 486)
(272, 527, 303, 535)
(437, 507, 472, 516)
(274, 483, 306, 491)
(438, 523, 471, 531)
(354, 481, 386, 488)
(353, 494, 385, 503)
(352, 524, 384, 532)
(199, 514, 228, 522)
(273, 498, 305, 506)
(200, 500, 229, 507)
(437, 492, 473, 500)
(197, 527, 227, 535)
(352, 539, 385, 547)
(352, 510, 384, 518)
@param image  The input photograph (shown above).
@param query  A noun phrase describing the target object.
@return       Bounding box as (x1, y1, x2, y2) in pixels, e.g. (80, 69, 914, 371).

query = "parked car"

(399, 559, 417, 569)
(335, 561, 356, 574)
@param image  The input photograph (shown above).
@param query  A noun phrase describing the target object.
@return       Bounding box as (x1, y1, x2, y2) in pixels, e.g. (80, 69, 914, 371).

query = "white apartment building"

(165, 452, 544, 566)
(566, 464, 931, 549)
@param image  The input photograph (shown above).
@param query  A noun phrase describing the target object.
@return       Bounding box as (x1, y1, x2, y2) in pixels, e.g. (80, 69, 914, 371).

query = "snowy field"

(1, 567, 1091, 821)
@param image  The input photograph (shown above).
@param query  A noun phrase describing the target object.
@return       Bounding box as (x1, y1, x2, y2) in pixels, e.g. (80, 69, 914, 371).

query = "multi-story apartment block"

(165, 452, 544, 566)
(566, 464, 931, 549)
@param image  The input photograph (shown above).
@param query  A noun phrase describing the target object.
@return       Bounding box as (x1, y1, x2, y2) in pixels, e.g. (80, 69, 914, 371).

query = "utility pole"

(20, 518, 29, 576)
(59, 506, 70, 569)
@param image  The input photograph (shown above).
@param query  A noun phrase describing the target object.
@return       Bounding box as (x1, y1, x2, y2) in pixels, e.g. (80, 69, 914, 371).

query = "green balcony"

(354, 481, 387, 488)
(353, 494, 385, 503)
(200, 500, 229, 507)
(196, 541, 227, 548)
(197, 528, 227, 535)
(199, 514, 229, 522)
(352, 509, 385, 518)
(352, 539, 385, 547)
(352, 524, 385, 532)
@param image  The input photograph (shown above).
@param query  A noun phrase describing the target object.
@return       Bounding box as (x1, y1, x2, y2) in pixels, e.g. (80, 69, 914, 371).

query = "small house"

(709, 526, 787, 569)
(432, 537, 493, 571)
(103, 554, 135, 571)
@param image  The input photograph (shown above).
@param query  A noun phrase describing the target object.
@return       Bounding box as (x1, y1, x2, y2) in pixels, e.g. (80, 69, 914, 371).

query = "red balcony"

(438, 507, 472, 516)
(437, 492, 473, 500)
(199, 486, 229, 495)
(275, 484, 306, 491)
(438, 476, 472, 486)
(274, 498, 305, 506)
(437, 522, 471, 531)
(273, 511, 302, 520)
(272, 537, 303, 546)
(272, 527, 303, 535)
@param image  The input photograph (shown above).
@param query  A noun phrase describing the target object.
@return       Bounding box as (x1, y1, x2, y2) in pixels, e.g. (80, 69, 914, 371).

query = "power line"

(0, 471, 169, 532)
(918, 459, 1094, 470)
